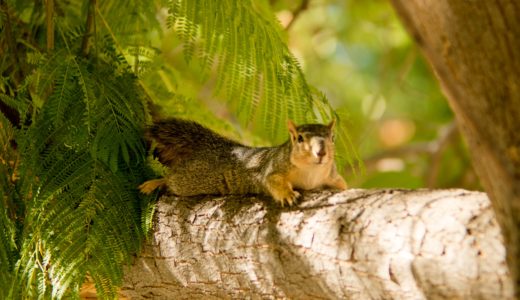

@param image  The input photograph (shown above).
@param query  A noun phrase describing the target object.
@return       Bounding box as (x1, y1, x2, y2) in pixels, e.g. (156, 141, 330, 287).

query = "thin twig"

(348, 122, 460, 188)
(357, 142, 435, 174)
(46, 0, 54, 52)
(285, 0, 309, 30)
(426, 122, 458, 187)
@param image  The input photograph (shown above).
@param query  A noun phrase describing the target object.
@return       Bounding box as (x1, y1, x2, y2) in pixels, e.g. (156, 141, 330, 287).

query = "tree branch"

(0, 0, 21, 84)
(352, 122, 461, 187)
(0, 0, 23, 127)
(80, 0, 96, 57)
(122, 190, 513, 299)
(389, 1, 520, 295)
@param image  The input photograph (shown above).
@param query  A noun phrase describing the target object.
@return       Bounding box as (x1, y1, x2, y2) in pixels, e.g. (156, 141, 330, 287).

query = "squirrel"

(138, 118, 348, 206)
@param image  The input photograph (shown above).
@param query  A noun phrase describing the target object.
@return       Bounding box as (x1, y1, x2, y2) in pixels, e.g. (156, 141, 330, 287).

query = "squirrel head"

(287, 119, 336, 166)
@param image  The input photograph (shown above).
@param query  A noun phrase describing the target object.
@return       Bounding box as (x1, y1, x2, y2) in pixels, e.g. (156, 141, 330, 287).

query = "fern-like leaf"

(12, 47, 149, 298)
(168, 0, 333, 142)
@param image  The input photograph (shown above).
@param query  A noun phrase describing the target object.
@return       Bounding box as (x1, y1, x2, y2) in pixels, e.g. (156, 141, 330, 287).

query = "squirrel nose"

(317, 148, 326, 158)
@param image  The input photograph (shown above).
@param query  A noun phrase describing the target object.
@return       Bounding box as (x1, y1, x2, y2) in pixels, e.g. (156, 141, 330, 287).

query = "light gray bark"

(122, 189, 513, 299)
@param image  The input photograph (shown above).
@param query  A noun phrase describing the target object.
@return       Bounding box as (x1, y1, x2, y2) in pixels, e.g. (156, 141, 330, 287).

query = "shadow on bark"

(122, 189, 513, 299)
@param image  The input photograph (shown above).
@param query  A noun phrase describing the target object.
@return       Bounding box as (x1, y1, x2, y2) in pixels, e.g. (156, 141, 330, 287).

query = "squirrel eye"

(297, 134, 304, 143)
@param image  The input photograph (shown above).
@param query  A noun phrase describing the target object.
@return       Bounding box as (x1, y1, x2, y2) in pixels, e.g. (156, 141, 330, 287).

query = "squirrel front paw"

(266, 174, 302, 206)
(271, 188, 301, 207)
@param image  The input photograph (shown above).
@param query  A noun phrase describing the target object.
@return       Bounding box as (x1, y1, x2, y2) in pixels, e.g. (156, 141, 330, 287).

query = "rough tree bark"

(389, 1, 520, 296)
(122, 190, 513, 299)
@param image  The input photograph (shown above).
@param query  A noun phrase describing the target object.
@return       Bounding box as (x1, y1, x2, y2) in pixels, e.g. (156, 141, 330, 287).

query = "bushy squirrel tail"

(140, 118, 218, 195)
(145, 118, 239, 166)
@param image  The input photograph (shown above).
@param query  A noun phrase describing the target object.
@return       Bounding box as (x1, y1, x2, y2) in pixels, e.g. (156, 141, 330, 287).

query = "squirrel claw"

(277, 190, 300, 207)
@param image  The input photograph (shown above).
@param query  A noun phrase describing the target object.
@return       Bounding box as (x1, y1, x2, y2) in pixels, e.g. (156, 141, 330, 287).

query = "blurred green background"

(276, 0, 479, 189)
(144, 0, 479, 190)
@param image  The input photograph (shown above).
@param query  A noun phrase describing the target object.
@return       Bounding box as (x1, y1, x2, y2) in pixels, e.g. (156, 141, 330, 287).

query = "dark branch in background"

(426, 122, 458, 187)
(361, 143, 434, 163)
(0, 0, 21, 126)
(285, 0, 309, 30)
(46, 0, 54, 52)
(80, 0, 96, 57)
(350, 122, 461, 187)
(29, 0, 43, 39)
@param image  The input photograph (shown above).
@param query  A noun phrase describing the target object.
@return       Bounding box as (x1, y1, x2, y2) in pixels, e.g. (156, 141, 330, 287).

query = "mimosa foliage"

(0, 0, 355, 298)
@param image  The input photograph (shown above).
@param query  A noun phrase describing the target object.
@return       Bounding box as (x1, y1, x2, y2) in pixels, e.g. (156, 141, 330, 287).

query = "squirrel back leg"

(139, 178, 167, 194)
(326, 174, 348, 190)
(324, 165, 348, 190)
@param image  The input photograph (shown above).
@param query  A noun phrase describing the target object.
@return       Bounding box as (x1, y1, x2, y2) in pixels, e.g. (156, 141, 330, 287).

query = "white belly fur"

(288, 163, 331, 190)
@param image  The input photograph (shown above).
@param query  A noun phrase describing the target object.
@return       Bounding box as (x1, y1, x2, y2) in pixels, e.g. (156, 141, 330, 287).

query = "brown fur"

(140, 118, 347, 206)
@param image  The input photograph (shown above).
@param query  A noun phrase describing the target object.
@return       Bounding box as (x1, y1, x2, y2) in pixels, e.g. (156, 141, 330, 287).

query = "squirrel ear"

(287, 120, 298, 141)
(328, 118, 336, 130)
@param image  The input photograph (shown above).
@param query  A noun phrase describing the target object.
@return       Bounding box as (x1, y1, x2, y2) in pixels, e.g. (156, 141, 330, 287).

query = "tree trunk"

(122, 190, 513, 299)
(389, 1, 520, 296)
